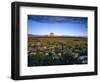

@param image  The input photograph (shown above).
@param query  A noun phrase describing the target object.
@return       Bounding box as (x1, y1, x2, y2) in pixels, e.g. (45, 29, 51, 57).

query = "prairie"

(28, 36, 87, 66)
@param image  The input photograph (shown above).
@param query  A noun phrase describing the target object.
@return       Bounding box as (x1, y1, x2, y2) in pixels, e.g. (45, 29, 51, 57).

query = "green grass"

(28, 36, 87, 66)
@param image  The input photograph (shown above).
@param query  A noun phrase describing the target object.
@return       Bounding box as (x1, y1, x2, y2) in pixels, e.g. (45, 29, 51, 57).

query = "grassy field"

(28, 36, 88, 66)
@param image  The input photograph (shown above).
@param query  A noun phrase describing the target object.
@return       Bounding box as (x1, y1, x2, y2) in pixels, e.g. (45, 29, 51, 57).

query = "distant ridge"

(28, 34, 48, 37)
(28, 34, 39, 37)
(28, 34, 87, 38)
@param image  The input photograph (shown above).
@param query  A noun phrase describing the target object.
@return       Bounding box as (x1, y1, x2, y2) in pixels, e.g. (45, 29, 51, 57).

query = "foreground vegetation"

(28, 36, 88, 66)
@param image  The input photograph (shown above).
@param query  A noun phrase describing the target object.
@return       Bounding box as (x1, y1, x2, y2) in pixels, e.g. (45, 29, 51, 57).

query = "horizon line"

(28, 34, 87, 37)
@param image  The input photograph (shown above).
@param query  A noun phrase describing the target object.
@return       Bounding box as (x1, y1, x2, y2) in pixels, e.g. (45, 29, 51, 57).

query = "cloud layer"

(28, 15, 87, 24)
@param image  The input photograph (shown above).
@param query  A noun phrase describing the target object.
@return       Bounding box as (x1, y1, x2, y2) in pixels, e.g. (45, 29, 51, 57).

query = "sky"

(28, 15, 88, 37)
